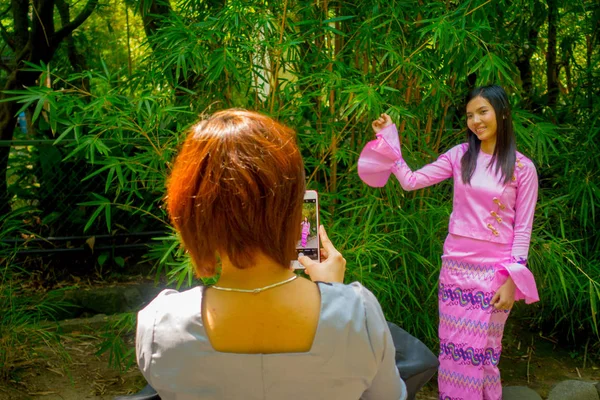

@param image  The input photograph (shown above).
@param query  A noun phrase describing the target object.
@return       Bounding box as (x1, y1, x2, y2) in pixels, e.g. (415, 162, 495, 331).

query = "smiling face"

(466, 96, 498, 147)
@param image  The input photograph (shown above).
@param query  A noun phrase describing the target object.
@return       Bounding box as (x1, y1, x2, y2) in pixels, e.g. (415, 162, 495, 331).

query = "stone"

(123, 286, 143, 310)
(79, 286, 126, 314)
(596, 381, 600, 396)
(53, 282, 173, 319)
(54, 314, 110, 333)
(502, 386, 542, 400)
(547, 380, 599, 400)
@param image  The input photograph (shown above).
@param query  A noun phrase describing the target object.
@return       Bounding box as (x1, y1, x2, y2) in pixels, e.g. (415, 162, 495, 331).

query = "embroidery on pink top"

(511, 256, 527, 265)
(392, 159, 405, 172)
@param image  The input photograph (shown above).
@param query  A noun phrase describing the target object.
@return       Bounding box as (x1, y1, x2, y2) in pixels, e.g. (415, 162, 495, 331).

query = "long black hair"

(460, 85, 516, 185)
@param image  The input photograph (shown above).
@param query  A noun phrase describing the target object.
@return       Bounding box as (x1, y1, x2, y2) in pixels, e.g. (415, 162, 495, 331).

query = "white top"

(136, 281, 407, 400)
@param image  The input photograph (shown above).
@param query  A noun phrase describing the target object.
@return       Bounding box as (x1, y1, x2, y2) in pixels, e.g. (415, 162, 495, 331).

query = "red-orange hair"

(166, 109, 305, 277)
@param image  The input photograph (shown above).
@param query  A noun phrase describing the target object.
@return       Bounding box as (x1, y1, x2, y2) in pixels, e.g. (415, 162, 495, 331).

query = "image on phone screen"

(292, 195, 319, 269)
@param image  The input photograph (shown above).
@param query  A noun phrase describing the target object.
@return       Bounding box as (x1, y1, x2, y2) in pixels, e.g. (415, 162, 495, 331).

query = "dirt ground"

(0, 323, 598, 400)
(0, 334, 146, 400)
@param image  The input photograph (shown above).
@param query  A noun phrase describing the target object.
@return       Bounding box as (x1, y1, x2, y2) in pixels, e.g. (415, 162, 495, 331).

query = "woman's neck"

(215, 252, 296, 290)
(480, 138, 496, 155)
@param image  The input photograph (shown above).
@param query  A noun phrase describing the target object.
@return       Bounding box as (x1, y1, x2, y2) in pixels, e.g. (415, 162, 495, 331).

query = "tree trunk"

(56, 0, 91, 96)
(546, 0, 559, 110)
(139, 0, 175, 53)
(138, 0, 203, 102)
(0, 0, 98, 215)
(0, 70, 41, 216)
(588, 7, 600, 112)
(515, 1, 545, 110)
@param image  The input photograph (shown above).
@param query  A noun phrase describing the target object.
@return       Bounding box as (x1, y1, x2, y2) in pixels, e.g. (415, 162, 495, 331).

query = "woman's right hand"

(298, 225, 346, 283)
(371, 113, 393, 134)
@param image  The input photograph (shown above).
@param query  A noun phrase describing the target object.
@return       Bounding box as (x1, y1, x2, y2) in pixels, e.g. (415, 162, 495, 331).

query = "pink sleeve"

(497, 161, 540, 304)
(357, 124, 457, 190)
(511, 161, 538, 261)
(391, 147, 455, 192)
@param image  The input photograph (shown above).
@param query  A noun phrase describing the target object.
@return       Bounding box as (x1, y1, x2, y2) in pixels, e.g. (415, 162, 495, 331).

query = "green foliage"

(2, 0, 599, 353)
(95, 312, 137, 372)
(0, 209, 70, 380)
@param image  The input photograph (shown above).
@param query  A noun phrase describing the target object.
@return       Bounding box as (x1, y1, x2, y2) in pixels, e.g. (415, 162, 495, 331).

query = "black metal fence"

(1, 139, 165, 260)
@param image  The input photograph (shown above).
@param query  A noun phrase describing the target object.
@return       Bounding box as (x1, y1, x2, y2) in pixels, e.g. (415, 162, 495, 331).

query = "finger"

(319, 226, 344, 263)
(298, 256, 316, 272)
(320, 248, 329, 261)
(319, 225, 333, 249)
(490, 292, 500, 305)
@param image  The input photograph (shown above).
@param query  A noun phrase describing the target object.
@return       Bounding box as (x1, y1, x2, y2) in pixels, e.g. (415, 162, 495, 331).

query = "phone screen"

(292, 194, 319, 269)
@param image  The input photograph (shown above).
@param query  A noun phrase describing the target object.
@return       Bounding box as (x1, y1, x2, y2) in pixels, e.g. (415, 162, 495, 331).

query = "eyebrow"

(466, 106, 489, 114)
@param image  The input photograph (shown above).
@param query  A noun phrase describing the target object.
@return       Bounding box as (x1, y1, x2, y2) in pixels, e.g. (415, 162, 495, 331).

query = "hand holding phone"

(298, 225, 346, 283)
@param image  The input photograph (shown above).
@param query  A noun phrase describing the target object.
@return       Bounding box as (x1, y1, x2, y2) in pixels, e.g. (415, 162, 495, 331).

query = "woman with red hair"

(135, 110, 407, 399)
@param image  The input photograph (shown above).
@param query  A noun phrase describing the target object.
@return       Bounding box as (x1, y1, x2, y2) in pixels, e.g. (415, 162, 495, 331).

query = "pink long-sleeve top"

(357, 124, 539, 304)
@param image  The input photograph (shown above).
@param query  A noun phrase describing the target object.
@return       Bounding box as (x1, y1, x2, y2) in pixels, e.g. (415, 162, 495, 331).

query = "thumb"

(298, 256, 316, 271)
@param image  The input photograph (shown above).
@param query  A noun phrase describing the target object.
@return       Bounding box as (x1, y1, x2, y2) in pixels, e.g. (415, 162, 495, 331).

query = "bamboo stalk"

(125, 3, 132, 76)
(269, 0, 289, 114)
(251, 53, 259, 106)
(417, 109, 433, 210)
(434, 102, 450, 154)
(424, 111, 433, 144)
(397, 71, 406, 136)
(403, 75, 413, 148)
(399, 120, 406, 135)
(465, 0, 492, 17)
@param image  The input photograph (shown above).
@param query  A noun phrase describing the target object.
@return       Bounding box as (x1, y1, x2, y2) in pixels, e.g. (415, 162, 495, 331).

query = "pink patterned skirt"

(438, 234, 512, 400)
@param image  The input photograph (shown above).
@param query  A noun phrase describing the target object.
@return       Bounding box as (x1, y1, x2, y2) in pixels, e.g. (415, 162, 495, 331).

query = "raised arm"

(390, 131, 455, 191)
(358, 120, 456, 190)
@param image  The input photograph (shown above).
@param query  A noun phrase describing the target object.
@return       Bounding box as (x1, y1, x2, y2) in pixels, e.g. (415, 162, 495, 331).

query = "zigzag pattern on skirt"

(438, 283, 494, 310)
(439, 312, 505, 338)
(441, 259, 496, 281)
(439, 395, 465, 400)
(439, 342, 502, 366)
(438, 368, 501, 392)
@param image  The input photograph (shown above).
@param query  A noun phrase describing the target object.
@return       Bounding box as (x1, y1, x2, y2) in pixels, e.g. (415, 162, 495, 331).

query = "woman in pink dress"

(357, 85, 539, 400)
(301, 217, 311, 247)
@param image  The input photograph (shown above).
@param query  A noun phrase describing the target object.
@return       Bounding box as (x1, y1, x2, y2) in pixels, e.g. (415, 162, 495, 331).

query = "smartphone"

(291, 190, 320, 269)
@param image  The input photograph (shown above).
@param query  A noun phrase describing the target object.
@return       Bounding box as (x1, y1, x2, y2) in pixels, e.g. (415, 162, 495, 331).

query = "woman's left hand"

(491, 277, 516, 310)
(371, 113, 393, 134)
